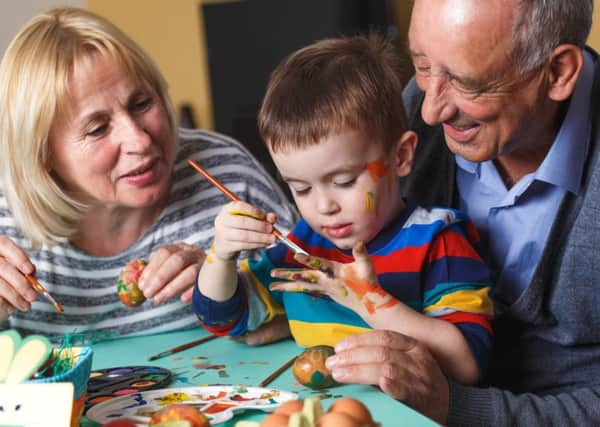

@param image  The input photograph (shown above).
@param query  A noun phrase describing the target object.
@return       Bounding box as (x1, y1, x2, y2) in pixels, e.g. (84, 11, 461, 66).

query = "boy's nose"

(316, 192, 340, 215)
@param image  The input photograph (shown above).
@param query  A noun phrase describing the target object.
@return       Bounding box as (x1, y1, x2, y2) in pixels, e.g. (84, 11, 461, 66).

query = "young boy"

(193, 34, 493, 385)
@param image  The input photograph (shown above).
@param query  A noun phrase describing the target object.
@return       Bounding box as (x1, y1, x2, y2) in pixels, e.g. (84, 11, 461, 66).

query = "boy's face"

(270, 130, 416, 250)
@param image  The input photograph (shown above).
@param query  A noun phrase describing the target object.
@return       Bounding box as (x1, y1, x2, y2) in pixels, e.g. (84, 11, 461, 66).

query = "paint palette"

(86, 385, 298, 426)
(85, 366, 172, 411)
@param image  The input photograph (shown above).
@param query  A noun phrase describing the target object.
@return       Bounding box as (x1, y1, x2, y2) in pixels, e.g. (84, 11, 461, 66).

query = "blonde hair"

(0, 7, 176, 248)
(258, 33, 408, 153)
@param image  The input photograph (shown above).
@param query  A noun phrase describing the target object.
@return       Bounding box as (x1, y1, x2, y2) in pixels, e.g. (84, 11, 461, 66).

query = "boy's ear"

(393, 131, 418, 177)
(546, 44, 583, 102)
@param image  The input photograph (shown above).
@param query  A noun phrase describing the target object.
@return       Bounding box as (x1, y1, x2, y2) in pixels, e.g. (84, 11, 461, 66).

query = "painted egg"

(327, 397, 374, 426)
(117, 258, 147, 307)
(149, 403, 211, 427)
(292, 346, 338, 389)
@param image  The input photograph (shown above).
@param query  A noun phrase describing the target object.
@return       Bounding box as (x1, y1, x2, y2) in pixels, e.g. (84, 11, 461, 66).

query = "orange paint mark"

(343, 266, 397, 314)
(365, 155, 389, 181)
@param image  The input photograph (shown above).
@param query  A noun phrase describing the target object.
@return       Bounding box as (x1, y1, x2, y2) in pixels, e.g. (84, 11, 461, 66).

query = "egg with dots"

(117, 258, 147, 307)
(292, 346, 338, 389)
(148, 404, 211, 427)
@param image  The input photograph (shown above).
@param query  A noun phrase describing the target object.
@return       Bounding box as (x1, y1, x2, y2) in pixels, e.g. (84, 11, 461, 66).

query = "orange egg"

(260, 412, 290, 427)
(327, 397, 373, 426)
(274, 400, 304, 416)
(316, 411, 360, 427)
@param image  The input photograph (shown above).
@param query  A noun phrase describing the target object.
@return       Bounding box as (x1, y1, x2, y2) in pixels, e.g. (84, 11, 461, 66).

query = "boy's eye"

(334, 178, 357, 188)
(291, 186, 310, 196)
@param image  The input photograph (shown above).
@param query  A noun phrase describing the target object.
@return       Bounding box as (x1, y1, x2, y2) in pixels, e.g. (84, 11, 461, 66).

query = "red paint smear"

(203, 402, 237, 414)
(203, 391, 228, 400)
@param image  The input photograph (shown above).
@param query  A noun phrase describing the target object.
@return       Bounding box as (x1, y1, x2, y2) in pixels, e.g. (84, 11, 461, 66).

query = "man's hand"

(325, 329, 450, 424)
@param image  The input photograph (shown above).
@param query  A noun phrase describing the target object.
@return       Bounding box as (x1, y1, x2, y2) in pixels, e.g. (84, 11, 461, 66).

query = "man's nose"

(420, 75, 457, 126)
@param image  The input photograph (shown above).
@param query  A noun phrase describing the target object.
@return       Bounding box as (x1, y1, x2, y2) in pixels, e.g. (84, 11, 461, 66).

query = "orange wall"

(86, 0, 214, 129)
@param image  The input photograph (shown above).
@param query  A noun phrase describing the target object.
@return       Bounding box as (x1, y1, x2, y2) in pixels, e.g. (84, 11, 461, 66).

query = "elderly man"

(322, 0, 600, 425)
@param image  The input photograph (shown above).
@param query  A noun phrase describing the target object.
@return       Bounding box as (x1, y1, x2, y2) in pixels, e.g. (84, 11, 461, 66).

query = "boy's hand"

(212, 201, 278, 261)
(270, 242, 398, 318)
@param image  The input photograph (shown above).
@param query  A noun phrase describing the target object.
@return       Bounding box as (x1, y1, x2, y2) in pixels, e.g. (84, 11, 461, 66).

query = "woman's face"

(48, 53, 175, 213)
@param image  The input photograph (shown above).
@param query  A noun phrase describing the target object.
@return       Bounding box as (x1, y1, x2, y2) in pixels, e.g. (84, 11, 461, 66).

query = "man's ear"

(547, 44, 584, 102)
(393, 130, 418, 177)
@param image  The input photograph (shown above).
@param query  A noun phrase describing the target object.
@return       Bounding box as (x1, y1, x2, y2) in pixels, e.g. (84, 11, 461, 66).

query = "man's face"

(408, 0, 556, 163)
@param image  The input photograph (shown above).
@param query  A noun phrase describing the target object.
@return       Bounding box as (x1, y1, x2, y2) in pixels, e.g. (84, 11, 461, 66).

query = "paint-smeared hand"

(138, 242, 206, 304)
(212, 201, 278, 261)
(270, 242, 397, 318)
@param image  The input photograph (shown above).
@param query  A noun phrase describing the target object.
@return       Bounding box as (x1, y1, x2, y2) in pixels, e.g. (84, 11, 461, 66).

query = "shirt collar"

(456, 50, 594, 195)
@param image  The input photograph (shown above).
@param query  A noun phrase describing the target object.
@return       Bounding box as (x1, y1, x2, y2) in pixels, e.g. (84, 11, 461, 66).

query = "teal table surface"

(85, 329, 438, 427)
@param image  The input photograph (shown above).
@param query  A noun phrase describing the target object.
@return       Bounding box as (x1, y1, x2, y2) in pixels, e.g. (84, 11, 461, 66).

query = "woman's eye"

(86, 124, 108, 138)
(131, 97, 153, 112)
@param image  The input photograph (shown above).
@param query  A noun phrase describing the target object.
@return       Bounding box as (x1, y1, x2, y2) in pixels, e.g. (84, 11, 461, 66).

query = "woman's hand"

(138, 242, 206, 304)
(270, 242, 397, 318)
(325, 329, 449, 424)
(0, 236, 38, 315)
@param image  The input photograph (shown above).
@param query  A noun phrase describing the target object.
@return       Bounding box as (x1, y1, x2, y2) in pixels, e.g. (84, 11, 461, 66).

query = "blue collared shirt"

(456, 51, 594, 307)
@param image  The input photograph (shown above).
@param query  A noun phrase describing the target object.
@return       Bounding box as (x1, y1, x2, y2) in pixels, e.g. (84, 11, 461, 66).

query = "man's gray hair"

(512, 0, 593, 73)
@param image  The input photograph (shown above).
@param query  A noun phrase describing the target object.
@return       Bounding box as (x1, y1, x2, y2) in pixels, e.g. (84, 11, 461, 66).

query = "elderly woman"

(0, 7, 296, 339)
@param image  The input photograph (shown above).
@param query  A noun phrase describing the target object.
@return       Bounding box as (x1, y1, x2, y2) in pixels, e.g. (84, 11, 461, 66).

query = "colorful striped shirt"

(194, 203, 494, 375)
(0, 128, 297, 341)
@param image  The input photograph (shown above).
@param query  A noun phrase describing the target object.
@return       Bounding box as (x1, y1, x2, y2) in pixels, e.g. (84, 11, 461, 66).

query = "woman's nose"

(419, 74, 457, 126)
(116, 115, 151, 152)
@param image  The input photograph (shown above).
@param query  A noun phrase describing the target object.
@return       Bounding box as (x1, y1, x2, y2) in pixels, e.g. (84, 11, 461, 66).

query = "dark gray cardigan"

(402, 49, 600, 426)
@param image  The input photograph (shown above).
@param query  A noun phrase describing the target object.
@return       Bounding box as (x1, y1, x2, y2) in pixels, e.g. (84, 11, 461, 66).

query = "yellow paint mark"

(310, 257, 323, 270)
(229, 209, 264, 220)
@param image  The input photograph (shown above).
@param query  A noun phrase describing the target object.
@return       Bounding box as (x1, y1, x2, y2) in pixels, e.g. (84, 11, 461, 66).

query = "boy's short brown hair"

(258, 33, 408, 153)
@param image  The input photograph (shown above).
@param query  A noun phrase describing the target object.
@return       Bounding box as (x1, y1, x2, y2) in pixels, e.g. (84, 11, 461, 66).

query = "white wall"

(0, 0, 84, 57)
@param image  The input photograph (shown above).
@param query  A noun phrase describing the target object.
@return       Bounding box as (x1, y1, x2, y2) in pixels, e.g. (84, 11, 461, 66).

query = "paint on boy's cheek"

(365, 155, 389, 181)
(365, 155, 394, 202)
(365, 191, 378, 217)
(342, 265, 397, 314)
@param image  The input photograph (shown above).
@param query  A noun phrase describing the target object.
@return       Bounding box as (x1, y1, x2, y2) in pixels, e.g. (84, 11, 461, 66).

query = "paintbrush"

(24, 274, 64, 313)
(259, 355, 297, 387)
(147, 334, 218, 361)
(187, 159, 309, 256)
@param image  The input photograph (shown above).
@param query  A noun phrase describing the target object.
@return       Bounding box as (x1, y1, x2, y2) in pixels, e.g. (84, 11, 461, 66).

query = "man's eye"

(415, 65, 430, 75)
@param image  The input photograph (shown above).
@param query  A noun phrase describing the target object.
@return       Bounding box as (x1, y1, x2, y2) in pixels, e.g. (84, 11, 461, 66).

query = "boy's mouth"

(322, 223, 353, 239)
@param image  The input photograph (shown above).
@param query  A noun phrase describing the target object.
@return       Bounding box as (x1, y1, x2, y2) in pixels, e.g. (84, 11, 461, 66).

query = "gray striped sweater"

(0, 128, 297, 341)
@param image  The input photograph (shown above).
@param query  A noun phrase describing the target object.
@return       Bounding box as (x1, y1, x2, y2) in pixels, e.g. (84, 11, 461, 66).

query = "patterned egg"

(117, 258, 147, 307)
(292, 346, 338, 389)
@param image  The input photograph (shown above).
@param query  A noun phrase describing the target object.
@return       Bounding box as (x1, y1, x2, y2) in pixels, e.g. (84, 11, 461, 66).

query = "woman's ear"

(546, 44, 584, 102)
(393, 130, 418, 177)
